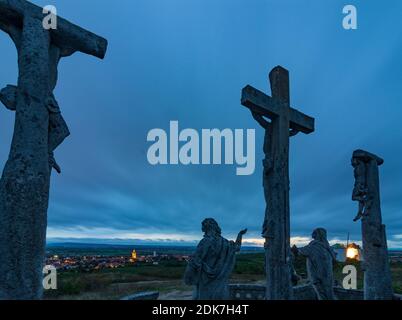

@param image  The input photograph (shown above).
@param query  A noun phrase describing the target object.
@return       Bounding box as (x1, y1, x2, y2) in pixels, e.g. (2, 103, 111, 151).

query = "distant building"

(130, 249, 137, 262)
(332, 243, 362, 262)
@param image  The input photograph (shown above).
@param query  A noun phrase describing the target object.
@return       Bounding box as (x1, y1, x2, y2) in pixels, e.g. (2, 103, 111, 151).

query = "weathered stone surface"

(0, 0, 107, 59)
(0, 85, 17, 110)
(184, 218, 247, 300)
(229, 284, 369, 300)
(241, 66, 315, 300)
(352, 150, 393, 300)
(0, 0, 107, 299)
(241, 85, 314, 134)
(229, 284, 266, 300)
(295, 228, 337, 300)
(121, 291, 159, 301)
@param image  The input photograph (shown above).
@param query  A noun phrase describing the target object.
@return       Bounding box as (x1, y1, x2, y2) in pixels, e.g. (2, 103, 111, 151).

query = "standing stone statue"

(0, 0, 107, 299)
(184, 218, 247, 300)
(351, 150, 393, 300)
(293, 228, 336, 300)
(241, 66, 315, 299)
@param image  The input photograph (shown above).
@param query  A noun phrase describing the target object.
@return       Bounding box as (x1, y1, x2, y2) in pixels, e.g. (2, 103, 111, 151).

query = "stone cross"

(241, 66, 315, 300)
(351, 150, 393, 300)
(0, 0, 107, 299)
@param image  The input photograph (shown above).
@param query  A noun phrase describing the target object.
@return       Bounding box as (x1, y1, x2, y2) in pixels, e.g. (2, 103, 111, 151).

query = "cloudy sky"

(0, 0, 401, 248)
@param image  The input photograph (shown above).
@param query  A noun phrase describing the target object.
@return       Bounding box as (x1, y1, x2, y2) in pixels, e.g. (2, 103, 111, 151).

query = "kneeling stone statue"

(184, 218, 247, 300)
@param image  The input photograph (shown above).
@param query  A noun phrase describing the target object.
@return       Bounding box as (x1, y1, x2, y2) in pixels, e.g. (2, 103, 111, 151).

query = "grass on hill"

(44, 253, 402, 300)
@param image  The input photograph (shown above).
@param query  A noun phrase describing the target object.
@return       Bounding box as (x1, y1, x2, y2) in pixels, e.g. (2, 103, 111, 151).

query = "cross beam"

(353, 149, 384, 165)
(0, 0, 107, 58)
(241, 85, 314, 134)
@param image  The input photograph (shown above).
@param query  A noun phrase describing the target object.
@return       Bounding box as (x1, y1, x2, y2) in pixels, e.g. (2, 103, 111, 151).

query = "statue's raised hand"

(235, 229, 248, 248)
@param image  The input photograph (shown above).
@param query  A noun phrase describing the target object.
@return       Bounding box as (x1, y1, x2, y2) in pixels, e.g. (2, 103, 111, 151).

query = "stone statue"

(0, 0, 107, 299)
(351, 150, 393, 300)
(293, 228, 336, 300)
(184, 218, 247, 300)
(352, 156, 371, 221)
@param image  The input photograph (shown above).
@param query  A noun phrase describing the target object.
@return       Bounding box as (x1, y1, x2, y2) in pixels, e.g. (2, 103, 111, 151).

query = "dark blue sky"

(0, 0, 401, 247)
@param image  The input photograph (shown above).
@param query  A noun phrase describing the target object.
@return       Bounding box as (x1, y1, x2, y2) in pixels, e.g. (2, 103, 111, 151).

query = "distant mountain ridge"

(47, 242, 264, 250)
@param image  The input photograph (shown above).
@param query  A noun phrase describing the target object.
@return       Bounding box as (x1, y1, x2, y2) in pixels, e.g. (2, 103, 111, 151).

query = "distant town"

(45, 248, 191, 272)
(44, 243, 402, 273)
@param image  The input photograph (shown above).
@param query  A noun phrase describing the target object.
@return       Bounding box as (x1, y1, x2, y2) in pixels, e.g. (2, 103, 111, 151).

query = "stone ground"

(159, 279, 267, 300)
(160, 290, 193, 300)
(49, 279, 266, 300)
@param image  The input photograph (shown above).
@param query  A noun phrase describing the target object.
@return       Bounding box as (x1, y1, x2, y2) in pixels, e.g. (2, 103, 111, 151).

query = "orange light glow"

(346, 247, 359, 259)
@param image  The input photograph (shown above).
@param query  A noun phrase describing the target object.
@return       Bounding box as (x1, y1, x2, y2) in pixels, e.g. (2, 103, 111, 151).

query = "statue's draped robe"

(299, 240, 337, 300)
(184, 235, 240, 300)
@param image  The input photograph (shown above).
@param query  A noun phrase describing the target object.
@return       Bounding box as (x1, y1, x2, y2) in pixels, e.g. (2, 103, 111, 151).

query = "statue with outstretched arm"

(184, 218, 247, 300)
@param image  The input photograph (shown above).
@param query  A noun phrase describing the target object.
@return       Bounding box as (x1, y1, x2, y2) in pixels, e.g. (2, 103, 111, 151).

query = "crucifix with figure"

(0, 0, 107, 299)
(241, 66, 315, 300)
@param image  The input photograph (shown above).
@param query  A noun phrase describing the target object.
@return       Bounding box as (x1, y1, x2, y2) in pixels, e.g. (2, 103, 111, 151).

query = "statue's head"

(201, 218, 221, 237)
(312, 228, 328, 243)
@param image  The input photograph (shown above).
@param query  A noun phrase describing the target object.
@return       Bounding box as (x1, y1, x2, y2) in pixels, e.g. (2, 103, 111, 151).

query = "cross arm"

(0, 0, 107, 59)
(0, 19, 21, 46)
(353, 149, 384, 166)
(241, 85, 315, 134)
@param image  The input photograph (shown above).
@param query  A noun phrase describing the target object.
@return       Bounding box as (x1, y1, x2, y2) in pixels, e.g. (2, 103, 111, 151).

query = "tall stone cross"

(0, 0, 107, 299)
(241, 66, 315, 300)
(351, 150, 393, 300)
